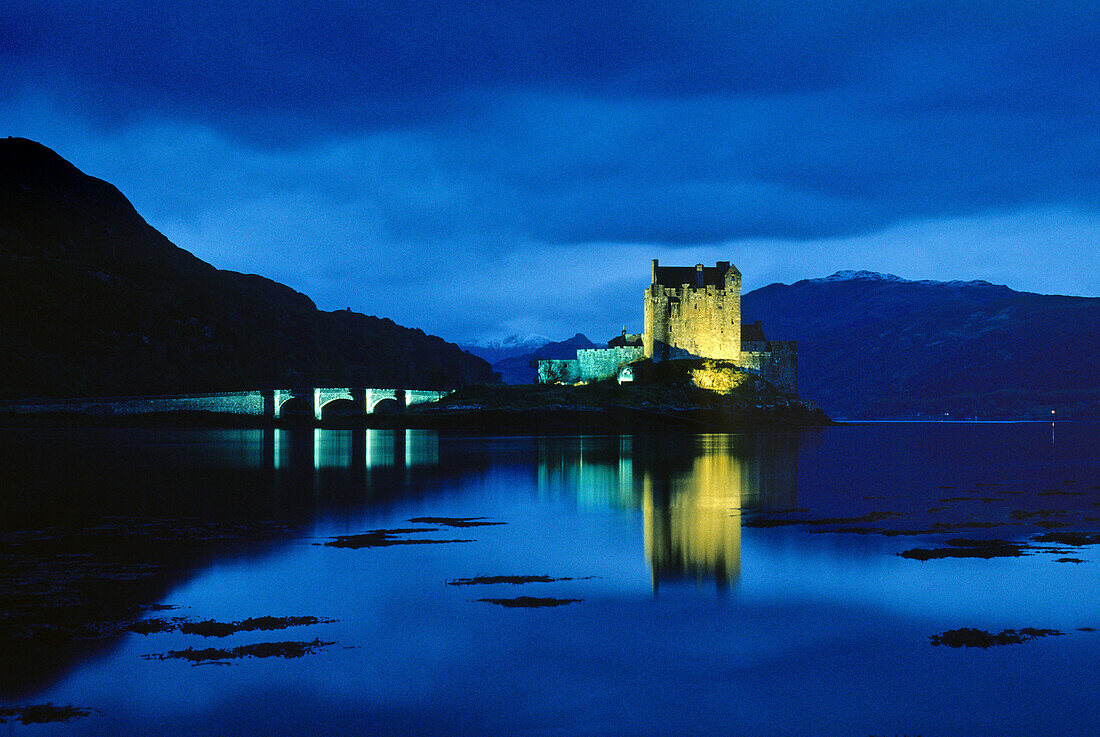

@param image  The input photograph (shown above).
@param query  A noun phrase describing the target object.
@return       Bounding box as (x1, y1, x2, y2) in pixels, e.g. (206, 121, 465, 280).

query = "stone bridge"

(270, 388, 452, 420)
(0, 387, 454, 422)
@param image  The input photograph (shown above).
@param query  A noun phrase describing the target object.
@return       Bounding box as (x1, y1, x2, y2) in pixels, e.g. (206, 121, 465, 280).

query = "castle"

(537, 259, 797, 393)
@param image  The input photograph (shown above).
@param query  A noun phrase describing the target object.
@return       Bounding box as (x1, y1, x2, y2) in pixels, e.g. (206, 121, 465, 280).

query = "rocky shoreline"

(0, 380, 831, 432)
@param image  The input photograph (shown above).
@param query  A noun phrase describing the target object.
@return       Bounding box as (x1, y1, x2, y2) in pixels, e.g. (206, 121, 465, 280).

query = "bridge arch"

(269, 387, 453, 420)
(314, 388, 355, 421)
(370, 397, 403, 414)
(317, 397, 359, 421)
(272, 390, 303, 419)
(366, 389, 404, 414)
(275, 395, 314, 419)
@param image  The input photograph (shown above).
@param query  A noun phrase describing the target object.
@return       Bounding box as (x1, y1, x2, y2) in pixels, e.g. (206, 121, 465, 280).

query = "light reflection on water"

(536, 434, 799, 589)
(266, 428, 440, 470)
(197, 428, 796, 592)
(1, 423, 1098, 736)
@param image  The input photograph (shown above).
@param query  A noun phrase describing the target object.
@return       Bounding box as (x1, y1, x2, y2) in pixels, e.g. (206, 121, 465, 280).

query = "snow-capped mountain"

(460, 334, 552, 364)
(807, 270, 997, 288)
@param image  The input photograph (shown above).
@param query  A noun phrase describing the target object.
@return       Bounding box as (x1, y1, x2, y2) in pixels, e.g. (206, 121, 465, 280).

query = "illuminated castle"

(538, 259, 797, 392)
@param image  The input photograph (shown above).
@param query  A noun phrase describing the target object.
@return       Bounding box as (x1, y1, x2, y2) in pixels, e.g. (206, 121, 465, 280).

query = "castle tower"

(643, 259, 742, 360)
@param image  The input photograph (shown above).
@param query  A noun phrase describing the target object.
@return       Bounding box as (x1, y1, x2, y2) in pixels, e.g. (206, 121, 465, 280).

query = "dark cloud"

(2, 0, 1098, 340)
(7, 2, 1099, 132)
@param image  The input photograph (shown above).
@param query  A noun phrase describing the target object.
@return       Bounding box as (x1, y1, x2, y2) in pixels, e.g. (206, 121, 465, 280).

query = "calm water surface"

(1, 422, 1098, 736)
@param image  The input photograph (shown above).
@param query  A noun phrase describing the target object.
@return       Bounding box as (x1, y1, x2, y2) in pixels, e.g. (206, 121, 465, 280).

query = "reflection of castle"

(643, 442, 745, 589)
(537, 436, 639, 510)
(536, 433, 798, 589)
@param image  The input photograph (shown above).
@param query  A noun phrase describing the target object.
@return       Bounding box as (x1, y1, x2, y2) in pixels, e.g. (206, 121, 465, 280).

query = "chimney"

(695, 263, 704, 287)
(651, 259, 659, 283)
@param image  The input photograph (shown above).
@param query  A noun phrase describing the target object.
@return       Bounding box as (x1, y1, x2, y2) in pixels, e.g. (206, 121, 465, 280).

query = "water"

(1, 422, 1097, 736)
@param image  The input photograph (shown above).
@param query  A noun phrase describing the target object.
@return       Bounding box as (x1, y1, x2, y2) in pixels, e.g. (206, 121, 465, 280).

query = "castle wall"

(644, 267, 741, 361)
(537, 359, 581, 384)
(538, 346, 643, 384)
(643, 290, 665, 359)
(577, 346, 644, 380)
(738, 341, 798, 394)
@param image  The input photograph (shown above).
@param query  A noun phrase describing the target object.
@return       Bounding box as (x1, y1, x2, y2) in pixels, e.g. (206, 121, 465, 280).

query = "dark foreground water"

(1, 422, 1098, 736)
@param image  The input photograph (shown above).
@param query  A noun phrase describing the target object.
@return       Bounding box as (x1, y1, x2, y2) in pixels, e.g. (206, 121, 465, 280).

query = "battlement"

(645, 259, 743, 361)
(651, 259, 741, 290)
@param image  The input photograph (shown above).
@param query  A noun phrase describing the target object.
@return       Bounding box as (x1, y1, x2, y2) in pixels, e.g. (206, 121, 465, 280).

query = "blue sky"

(4, 1, 1098, 342)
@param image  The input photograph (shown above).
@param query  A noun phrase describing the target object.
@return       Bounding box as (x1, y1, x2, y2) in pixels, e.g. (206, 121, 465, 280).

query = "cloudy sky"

(4, 1, 1098, 343)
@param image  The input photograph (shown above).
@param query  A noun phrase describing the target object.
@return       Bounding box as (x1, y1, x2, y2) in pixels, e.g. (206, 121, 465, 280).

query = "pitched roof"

(652, 260, 740, 287)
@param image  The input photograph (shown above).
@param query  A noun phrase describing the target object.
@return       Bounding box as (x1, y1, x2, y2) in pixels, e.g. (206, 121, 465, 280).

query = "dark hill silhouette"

(742, 271, 1100, 419)
(0, 137, 496, 397)
(493, 333, 599, 384)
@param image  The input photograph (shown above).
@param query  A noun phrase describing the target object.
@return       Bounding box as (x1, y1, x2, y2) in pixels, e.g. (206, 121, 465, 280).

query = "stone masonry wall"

(538, 346, 644, 384)
(576, 347, 644, 381)
(644, 271, 741, 360)
(0, 391, 267, 416)
(738, 341, 798, 394)
(537, 359, 581, 384)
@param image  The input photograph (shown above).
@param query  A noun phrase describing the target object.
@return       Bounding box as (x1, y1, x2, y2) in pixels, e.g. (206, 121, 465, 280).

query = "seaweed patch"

(409, 517, 505, 528)
(143, 638, 334, 664)
(179, 616, 336, 637)
(898, 538, 1027, 560)
(929, 628, 1063, 648)
(128, 617, 176, 634)
(447, 575, 593, 586)
(320, 529, 474, 548)
(1032, 532, 1100, 546)
(743, 511, 898, 528)
(0, 704, 95, 724)
(476, 597, 583, 608)
(129, 615, 336, 637)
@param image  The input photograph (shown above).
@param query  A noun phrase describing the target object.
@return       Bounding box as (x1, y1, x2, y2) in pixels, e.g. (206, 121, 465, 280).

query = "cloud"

(733, 207, 1100, 295)
(6, 2, 1100, 132)
(2, 1, 1098, 342)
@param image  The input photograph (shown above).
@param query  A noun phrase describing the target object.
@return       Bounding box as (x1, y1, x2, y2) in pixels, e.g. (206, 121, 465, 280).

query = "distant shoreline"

(2, 400, 1077, 430)
(0, 405, 833, 433)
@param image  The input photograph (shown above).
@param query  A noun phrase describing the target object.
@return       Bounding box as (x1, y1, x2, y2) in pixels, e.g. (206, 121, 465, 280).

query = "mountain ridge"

(0, 137, 497, 397)
(801, 270, 1007, 289)
(742, 274, 1099, 419)
(459, 334, 552, 365)
(491, 333, 599, 384)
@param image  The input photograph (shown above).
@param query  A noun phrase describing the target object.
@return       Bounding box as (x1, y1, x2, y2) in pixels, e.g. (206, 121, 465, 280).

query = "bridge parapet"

(0, 388, 454, 421)
(270, 387, 454, 419)
(272, 389, 305, 419)
(406, 390, 452, 407)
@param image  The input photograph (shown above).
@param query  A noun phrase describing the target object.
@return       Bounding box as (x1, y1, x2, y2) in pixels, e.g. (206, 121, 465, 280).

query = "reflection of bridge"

(268, 428, 439, 470)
